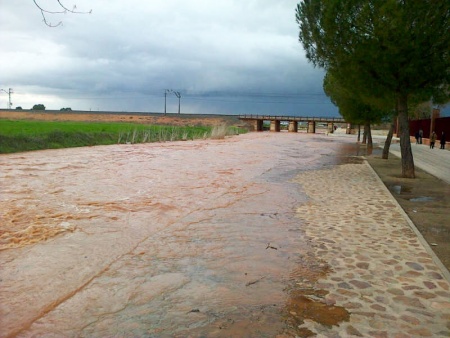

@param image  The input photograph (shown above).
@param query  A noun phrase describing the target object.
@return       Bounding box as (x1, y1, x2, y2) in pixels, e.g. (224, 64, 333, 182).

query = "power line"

(9, 88, 332, 107)
(61, 92, 329, 103)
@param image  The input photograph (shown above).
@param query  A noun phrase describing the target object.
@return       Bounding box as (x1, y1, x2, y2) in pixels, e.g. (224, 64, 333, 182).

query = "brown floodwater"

(0, 132, 360, 337)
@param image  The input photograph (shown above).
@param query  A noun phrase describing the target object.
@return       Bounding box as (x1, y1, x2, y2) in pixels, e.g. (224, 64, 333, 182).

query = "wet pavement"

(389, 142, 450, 184)
(1, 132, 449, 337)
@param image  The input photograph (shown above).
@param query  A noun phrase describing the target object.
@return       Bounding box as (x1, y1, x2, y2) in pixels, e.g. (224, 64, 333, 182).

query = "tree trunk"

(382, 117, 396, 159)
(366, 123, 373, 155)
(357, 125, 361, 142)
(397, 93, 415, 178)
(362, 124, 367, 144)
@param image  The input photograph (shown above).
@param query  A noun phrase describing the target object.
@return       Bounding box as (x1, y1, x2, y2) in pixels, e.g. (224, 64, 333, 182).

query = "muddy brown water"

(1, 132, 360, 337)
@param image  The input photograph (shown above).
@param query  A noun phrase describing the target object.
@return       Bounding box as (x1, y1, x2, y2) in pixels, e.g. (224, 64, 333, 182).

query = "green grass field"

(0, 119, 241, 154)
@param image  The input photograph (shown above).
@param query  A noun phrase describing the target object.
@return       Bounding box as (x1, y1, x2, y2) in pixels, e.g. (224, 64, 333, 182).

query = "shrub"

(210, 124, 228, 139)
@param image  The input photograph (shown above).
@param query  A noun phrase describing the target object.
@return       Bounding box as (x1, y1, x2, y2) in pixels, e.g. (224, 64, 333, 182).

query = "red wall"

(409, 116, 450, 140)
(409, 119, 431, 138)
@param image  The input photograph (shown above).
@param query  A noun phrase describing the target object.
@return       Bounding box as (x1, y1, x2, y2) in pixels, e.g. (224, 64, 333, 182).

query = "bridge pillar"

(307, 121, 316, 133)
(288, 121, 298, 132)
(327, 122, 334, 134)
(270, 120, 281, 132)
(253, 119, 263, 132)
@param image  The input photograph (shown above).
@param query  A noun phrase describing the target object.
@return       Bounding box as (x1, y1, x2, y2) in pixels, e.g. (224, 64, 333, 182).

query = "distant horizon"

(0, 107, 342, 119)
(0, 91, 341, 117)
(2, 102, 449, 118)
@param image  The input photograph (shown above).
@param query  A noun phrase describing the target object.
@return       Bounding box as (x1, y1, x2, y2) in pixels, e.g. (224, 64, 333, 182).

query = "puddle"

(336, 156, 364, 165)
(409, 196, 434, 202)
(320, 143, 365, 167)
(286, 292, 350, 335)
(0, 133, 360, 337)
(390, 185, 413, 195)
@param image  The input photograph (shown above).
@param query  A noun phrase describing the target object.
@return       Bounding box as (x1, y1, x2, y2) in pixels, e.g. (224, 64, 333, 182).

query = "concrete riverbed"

(1, 132, 449, 337)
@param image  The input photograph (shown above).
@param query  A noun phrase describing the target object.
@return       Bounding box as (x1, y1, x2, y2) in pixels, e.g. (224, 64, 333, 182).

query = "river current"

(0, 132, 360, 337)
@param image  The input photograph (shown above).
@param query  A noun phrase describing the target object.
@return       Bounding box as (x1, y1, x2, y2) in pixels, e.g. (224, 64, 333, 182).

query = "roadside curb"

(363, 159, 450, 283)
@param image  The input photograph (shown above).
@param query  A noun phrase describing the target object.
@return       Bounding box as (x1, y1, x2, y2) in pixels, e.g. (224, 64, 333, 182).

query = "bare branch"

(56, 0, 92, 15)
(33, 0, 92, 27)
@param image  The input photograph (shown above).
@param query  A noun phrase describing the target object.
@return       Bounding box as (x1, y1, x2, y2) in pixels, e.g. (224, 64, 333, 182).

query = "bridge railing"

(238, 114, 346, 122)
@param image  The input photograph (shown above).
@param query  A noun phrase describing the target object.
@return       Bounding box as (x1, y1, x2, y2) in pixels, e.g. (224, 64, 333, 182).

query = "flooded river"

(1, 132, 360, 337)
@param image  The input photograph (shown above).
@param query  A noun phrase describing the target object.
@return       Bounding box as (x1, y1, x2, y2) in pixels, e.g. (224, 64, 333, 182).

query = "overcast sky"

(0, 0, 339, 116)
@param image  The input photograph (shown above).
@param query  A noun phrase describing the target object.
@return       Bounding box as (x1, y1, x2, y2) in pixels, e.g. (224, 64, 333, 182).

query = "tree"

(296, 0, 450, 178)
(410, 102, 432, 120)
(408, 85, 450, 119)
(60, 107, 72, 111)
(32, 104, 46, 110)
(324, 68, 399, 158)
(16, 106, 23, 110)
(33, 0, 92, 27)
(323, 70, 391, 153)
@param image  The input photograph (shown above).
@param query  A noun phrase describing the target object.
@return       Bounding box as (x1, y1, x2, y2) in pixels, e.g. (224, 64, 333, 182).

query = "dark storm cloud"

(0, 0, 338, 116)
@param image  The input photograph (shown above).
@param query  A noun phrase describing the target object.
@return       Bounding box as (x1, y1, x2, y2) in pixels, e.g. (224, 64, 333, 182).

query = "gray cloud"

(0, 0, 338, 116)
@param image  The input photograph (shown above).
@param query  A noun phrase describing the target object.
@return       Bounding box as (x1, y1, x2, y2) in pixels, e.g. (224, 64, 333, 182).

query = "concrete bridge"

(239, 114, 347, 133)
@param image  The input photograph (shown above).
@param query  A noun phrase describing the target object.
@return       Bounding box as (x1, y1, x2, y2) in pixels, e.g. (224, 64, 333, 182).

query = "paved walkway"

(294, 161, 450, 337)
(332, 131, 450, 183)
(389, 142, 450, 184)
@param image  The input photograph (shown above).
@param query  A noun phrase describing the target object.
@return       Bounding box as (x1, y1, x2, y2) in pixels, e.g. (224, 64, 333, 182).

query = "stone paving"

(293, 162, 450, 337)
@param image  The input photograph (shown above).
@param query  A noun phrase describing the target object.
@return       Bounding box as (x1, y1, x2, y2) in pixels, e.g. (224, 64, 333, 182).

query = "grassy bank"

(0, 120, 243, 154)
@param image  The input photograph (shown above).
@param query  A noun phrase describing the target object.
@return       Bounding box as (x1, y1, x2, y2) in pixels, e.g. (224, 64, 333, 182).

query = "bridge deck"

(238, 115, 345, 123)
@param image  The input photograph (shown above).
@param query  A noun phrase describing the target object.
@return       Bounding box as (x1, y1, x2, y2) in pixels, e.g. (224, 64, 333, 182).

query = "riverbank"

(0, 119, 246, 153)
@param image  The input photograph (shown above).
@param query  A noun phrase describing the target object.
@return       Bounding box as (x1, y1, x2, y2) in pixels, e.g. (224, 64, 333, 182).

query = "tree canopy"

(296, 0, 450, 178)
(323, 70, 392, 126)
(32, 104, 46, 110)
(323, 70, 392, 151)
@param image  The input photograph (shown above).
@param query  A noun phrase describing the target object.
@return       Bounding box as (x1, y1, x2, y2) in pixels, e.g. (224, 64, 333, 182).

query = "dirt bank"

(0, 110, 247, 128)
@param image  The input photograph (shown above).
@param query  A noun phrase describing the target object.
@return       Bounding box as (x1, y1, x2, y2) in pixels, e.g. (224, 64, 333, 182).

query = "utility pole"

(164, 89, 181, 114)
(0, 88, 13, 109)
(164, 89, 171, 115)
(174, 91, 181, 114)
